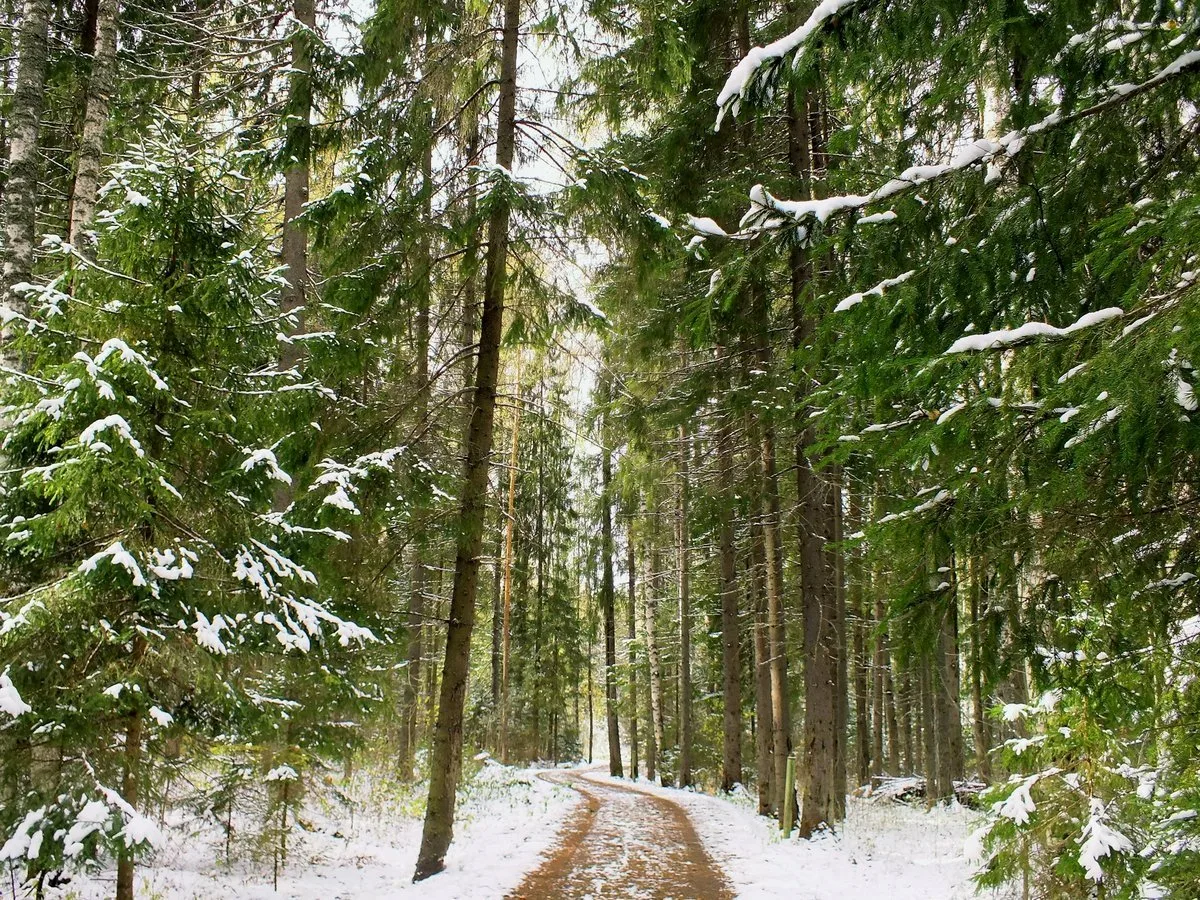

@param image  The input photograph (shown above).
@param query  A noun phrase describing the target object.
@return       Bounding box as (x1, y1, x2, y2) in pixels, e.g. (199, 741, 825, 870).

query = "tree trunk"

(601, 382, 623, 778)
(399, 106, 435, 781)
(933, 549, 964, 802)
(114, 709, 143, 900)
(756, 419, 791, 818)
(1, 0, 52, 370)
(749, 492, 774, 817)
(920, 656, 938, 808)
(67, 0, 118, 248)
(830, 465, 848, 816)
(969, 556, 993, 780)
(676, 424, 693, 787)
(788, 84, 841, 837)
(645, 502, 667, 785)
(279, 0, 315, 373)
(627, 518, 639, 780)
(499, 371, 521, 761)
(491, 534, 502, 737)
(849, 491, 870, 787)
(717, 385, 742, 793)
(115, 636, 148, 900)
(413, 0, 519, 879)
(871, 593, 885, 776)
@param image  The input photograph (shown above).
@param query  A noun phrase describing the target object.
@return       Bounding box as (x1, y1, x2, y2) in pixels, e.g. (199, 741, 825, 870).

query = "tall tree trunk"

(645, 501, 667, 785)
(920, 656, 938, 809)
(627, 517, 639, 780)
(849, 489, 871, 788)
(601, 379, 623, 777)
(717, 383, 742, 793)
(933, 547, 964, 802)
(1, 0, 52, 370)
(67, 0, 118, 248)
(897, 672, 912, 777)
(115, 635, 147, 900)
(788, 84, 841, 837)
(490, 535, 502, 740)
(755, 418, 791, 818)
(114, 709, 143, 900)
(399, 103, 435, 781)
(871, 593, 885, 777)
(279, 0, 315, 373)
(499, 371, 521, 761)
(830, 465, 848, 816)
(413, 0, 519, 879)
(676, 424, 693, 787)
(750, 490, 774, 817)
(969, 556, 993, 780)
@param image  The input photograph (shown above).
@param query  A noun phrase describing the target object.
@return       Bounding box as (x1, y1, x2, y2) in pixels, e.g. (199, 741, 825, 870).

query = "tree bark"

(499, 371, 521, 761)
(279, 0, 315, 373)
(755, 418, 791, 818)
(676, 424, 693, 787)
(67, 0, 119, 249)
(717, 379, 742, 793)
(749, 488, 774, 817)
(933, 548, 964, 802)
(920, 657, 938, 809)
(969, 556, 993, 780)
(1, 0, 53, 371)
(399, 101, 435, 781)
(413, 0, 519, 879)
(627, 517, 639, 780)
(645, 501, 667, 785)
(849, 490, 871, 787)
(788, 84, 842, 837)
(601, 380, 623, 778)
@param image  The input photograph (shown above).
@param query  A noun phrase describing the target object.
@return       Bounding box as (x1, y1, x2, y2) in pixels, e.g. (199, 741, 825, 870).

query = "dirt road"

(508, 769, 734, 900)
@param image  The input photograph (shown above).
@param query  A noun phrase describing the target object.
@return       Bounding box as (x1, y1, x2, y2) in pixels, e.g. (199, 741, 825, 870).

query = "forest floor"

(38, 760, 1006, 899)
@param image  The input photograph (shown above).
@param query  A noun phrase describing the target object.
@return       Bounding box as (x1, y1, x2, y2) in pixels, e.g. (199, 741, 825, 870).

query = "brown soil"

(508, 769, 734, 900)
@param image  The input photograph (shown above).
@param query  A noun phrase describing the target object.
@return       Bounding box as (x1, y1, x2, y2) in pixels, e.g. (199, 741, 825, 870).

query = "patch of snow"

(945, 308, 1123, 354)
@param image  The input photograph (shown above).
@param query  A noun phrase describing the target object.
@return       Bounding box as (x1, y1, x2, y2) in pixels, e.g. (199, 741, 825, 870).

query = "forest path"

(508, 769, 734, 900)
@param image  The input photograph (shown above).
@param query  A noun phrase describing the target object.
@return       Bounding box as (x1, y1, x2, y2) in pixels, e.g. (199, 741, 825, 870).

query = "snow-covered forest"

(1, 0, 1198, 897)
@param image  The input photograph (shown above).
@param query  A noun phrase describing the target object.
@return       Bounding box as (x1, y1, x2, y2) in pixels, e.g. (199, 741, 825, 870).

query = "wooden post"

(782, 754, 797, 835)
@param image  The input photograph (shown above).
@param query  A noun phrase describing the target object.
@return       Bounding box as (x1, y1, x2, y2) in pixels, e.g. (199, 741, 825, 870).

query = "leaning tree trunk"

(1, 0, 53, 371)
(717, 369, 742, 793)
(413, 0, 519, 880)
(676, 423, 693, 788)
(67, 0, 119, 249)
(601, 377, 623, 778)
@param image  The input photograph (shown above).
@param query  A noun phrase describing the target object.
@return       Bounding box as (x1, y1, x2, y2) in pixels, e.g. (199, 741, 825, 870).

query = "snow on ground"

(46, 761, 581, 900)
(588, 772, 1013, 900)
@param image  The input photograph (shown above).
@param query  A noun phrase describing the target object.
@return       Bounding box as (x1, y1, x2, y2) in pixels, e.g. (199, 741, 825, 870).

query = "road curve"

(507, 769, 734, 900)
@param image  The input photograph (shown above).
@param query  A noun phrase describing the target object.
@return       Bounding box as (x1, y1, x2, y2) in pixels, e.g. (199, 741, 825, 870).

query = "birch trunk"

(1, 0, 53, 371)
